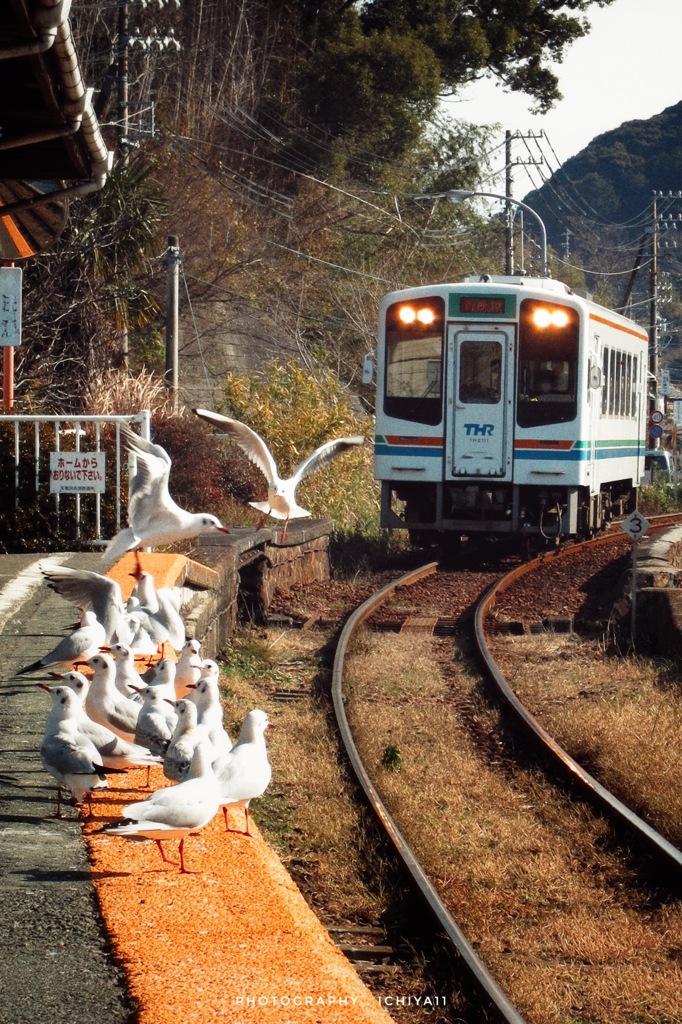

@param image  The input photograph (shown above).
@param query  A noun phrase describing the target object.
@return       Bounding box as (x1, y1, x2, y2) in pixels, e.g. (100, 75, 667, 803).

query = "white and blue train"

(373, 275, 649, 546)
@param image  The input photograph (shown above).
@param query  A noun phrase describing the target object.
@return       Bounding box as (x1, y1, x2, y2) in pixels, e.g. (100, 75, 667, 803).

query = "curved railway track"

(330, 537, 682, 1024)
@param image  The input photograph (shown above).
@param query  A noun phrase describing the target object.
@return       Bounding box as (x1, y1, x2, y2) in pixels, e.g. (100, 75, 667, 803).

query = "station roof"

(0, 0, 111, 186)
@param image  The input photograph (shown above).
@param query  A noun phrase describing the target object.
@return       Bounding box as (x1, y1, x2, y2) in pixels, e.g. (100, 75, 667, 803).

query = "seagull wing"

(119, 424, 172, 470)
(291, 436, 365, 485)
(40, 564, 129, 644)
(193, 409, 279, 486)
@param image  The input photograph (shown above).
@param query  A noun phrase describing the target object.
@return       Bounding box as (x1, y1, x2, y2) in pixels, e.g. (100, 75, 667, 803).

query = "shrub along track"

(328, 542, 682, 1024)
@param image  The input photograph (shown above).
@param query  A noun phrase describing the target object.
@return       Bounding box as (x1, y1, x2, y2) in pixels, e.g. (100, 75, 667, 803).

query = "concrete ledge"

(186, 519, 334, 657)
(635, 525, 682, 657)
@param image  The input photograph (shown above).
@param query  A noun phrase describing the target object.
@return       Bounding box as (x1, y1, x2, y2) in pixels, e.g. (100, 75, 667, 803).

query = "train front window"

(459, 340, 502, 404)
(384, 297, 445, 425)
(517, 299, 579, 427)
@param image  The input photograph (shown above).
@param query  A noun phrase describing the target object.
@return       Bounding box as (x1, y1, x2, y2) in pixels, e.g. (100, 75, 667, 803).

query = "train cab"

(374, 276, 648, 546)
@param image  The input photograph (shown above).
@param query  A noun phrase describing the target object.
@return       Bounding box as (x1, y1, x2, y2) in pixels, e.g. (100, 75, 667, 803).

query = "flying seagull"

(102, 425, 229, 569)
(192, 408, 363, 538)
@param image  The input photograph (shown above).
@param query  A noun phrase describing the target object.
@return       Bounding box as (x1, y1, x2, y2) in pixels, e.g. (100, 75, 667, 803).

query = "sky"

(447, 0, 681, 189)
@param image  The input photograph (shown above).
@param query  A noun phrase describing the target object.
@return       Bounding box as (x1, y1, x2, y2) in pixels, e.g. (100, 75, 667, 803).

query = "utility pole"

(117, 0, 129, 165)
(504, 130, 544, 274)
(649, 193, 659, 405)
(164, 235, 180, 412)
(505, 131, 514, 275)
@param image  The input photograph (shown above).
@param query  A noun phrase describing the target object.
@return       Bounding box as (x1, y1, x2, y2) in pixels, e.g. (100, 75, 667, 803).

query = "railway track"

(328, 539, 682, 1024)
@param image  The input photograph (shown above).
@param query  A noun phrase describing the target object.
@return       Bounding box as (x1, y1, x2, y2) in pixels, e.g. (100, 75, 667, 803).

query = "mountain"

(524, 100, 682, 257)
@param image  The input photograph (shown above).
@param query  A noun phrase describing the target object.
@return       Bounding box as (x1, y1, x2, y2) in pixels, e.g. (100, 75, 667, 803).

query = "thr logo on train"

(463, 423, 495, 437)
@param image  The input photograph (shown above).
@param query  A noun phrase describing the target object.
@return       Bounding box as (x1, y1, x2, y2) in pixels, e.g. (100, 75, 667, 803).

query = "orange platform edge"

(79, 555, 395, 1023)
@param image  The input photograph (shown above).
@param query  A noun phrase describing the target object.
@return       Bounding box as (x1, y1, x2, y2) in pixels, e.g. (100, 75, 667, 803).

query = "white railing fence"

(0, 410, 151, 549)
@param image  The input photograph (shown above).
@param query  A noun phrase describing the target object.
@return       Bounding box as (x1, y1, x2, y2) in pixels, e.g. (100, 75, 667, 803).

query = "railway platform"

(0, 550, 394, 1024)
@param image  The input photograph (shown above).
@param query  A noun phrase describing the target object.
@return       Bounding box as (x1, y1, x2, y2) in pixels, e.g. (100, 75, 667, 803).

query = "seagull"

(132, 684, 177, 757)
(126, 572, 186, 651)
(143, 657, 177, 702)
(163, 698, 205, 783)
(174, 639, 203, 698)
(39, 683, 112, 817)
(102, 425, 230, 569)
(186, 661, 233, 758)
(212, 709, 272, 835)
(84, 652, 141, 742)
(46, 674, 161, 770)
(39, 562, 132, 645)
(100, 740, 221, 873)
(15, 610, 106, 676)
(106, 642, 148, 698)
(192, 409, 364, 538)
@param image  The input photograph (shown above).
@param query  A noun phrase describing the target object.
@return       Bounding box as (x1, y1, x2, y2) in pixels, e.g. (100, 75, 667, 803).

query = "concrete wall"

(633, 525, 682, 657)
(181, 519, 333, 658)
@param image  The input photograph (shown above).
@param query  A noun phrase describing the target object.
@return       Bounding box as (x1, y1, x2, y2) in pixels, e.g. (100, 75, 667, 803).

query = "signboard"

(0, 267, 21, 346)
(620, 509, 650, 540)
(661, 369, 670, 397)
(49, 452, 106, 493)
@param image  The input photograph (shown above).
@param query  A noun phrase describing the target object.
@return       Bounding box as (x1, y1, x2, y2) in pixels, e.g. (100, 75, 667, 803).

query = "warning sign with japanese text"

(49, 452, 106, 493)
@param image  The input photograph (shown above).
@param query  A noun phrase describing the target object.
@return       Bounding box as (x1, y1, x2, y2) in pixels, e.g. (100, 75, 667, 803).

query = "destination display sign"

(450, 294, 515, 318)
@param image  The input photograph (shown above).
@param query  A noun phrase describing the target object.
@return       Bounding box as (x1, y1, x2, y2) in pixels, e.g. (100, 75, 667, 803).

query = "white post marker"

(620, 510, 650, 645)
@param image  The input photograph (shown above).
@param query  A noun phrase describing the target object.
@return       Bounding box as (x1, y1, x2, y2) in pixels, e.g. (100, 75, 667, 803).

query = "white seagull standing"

(128, 572, 186, 652)
(100, 740, 221, 873)
(39, 684, 112, 817)
(192, 409, 364, 539)
(174, 639, 203, 698)
(106, 642, 148, 698)
(16, 610, 106, 676)
(163, 698, 205, 783)
(46, 674, 161, 771)
(132, 684, 177, 757)
(212, 709, 272, 835)
(102, 425, 229, 569)
(186, 661, 233, 758)
(84, 653, 141, 742)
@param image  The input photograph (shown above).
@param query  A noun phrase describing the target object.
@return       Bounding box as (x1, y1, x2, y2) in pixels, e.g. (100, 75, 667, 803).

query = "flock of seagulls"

(24, 411, 362, 871)
(36, 629, 274, 872)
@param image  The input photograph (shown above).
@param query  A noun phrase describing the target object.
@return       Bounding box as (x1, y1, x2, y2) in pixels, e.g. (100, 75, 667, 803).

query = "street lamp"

(446, 188, 549, 278)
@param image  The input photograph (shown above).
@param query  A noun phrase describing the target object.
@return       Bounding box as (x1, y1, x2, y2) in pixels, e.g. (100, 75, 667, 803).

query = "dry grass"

(82, 367, 180, 417)
(218, 629, 385, 921)
(491, 634, 682, 849)
(343, 631, 682, 1024)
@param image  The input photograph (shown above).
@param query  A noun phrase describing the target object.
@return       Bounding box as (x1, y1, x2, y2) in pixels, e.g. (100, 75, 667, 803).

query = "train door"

(445, 326, 513, 478)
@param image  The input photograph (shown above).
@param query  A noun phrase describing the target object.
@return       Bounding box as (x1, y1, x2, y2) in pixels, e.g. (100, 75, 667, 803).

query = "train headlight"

(532, 306, 570, 329)
(416, 308, 435, 325)
(398, 305, 417, 324)
(397, 304, 437, 326)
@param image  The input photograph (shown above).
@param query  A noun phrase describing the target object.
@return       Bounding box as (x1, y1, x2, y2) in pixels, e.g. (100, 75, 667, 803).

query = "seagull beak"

(38, 683, 52, 692)
(218, 526, 230, 534)
(48, 671, 64, 679)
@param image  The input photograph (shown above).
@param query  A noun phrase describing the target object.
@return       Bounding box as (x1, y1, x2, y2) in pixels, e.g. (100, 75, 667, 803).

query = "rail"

(473, 537, 682, 882)
(331, 561, 529, 1024)
(0, 410, 150, 547)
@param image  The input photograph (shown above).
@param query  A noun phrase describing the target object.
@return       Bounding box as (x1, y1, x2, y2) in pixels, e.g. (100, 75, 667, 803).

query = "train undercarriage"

(382, 479, 637, 549)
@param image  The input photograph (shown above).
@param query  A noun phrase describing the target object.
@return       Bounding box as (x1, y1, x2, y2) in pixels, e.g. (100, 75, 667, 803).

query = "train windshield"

(517, 299, 579, 427)
(384, 297, 445, 425)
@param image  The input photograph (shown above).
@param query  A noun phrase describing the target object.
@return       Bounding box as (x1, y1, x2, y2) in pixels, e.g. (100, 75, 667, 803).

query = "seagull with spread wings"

(192, 409, 364, 539)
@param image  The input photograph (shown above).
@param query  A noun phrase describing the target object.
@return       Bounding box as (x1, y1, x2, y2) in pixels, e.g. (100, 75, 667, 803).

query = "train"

(372, 275, 650, 548)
